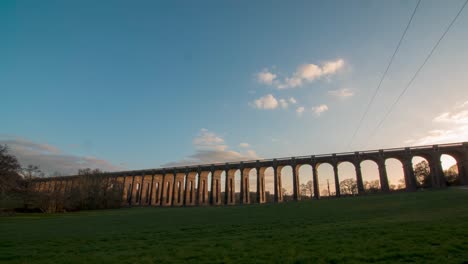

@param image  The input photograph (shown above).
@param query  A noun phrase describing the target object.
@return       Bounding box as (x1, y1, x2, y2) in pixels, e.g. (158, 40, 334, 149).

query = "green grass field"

(1, 189, 468, 263)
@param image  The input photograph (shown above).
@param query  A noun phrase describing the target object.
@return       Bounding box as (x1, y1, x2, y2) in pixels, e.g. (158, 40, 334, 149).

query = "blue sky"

(1, 0, 468, 190)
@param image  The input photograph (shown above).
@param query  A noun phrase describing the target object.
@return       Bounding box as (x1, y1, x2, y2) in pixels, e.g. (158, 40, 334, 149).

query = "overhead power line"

(365, 0, 468, 146)
(346, 0, 422, 150)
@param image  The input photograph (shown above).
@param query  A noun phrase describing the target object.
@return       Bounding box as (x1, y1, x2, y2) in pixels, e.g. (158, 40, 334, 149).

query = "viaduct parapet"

(30, 142, 468, 207)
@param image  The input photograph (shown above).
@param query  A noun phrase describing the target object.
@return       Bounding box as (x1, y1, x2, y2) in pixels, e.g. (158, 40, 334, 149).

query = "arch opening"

(177, 181, 181, 204)
(337, 162, 357, 195)
(264, 167, 274, 203)
(361, 160, 380, 193)
(298, 164, 313, 199)
(248, 168, 257, 203)
(386, 158, 405, 190)
(280, 166, 294, 202)
(220, 171, 227, 204)
(412, 156, 431, 188)
(441, 154, 459, 186)
(155, 182, 160, 204)
(145, 183, 150, 204)
(234, 170, 241, 204)
(317, 163, 335, 197)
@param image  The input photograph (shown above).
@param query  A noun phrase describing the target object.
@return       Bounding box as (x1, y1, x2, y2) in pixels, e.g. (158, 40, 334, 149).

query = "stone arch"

(360, 160, 380, 193)
(239, 167, 251, 204)
(441, 154, 459, 186)
(257, 167, 268, 203)
(234, 169, 242, 204)
(211, 170, 223, 205)
(247, 168, 257, 203)
(316, 162, 336, 197)
(172, 173, 185, 207)
(297, 164, 313, 199)
(122, 175, 133, 206)
(385, 158, 405, 191)
(260, 167, 273, 203)
(197, 171, 210, 206)
(185, 172, 197, 206)
(337, 161, 357, 195)
(151, 174, 163, 206)
(225, 169, 238, 205)
(139, 174, 152, 206)
(162, 173, 174, 207)
(279, 165, 294, 201)
(412, 155, 431, 188)
(132, 175, 143, 205)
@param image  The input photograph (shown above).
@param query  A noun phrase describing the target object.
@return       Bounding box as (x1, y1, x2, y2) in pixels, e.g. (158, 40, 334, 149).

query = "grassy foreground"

(1, 189, 468, 263)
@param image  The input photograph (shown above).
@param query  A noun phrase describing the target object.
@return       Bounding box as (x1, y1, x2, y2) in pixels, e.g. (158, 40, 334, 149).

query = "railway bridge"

(31, 142, 468, 207)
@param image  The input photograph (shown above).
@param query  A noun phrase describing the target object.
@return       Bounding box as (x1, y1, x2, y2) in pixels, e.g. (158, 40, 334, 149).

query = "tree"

(414, 160, 431, 187)
(62, 168, 123, 211)
(22, 165, 45, 180)
(397, 178, 406, 190)
(321, 189, 329, 196)
(300, 180, 314, 198)
(340, 178, 357, 195)
(281, 188, 288, 197)
(444, 164, 459, 186)
(364, 180, 380, 193)
(0, 145, 22, 195)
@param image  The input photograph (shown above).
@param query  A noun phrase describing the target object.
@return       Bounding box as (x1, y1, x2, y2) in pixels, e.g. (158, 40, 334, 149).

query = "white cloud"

(257, 58, 345, 89)
(296, 106, 305, 116)
(328, 88, 354, 98)
(298, 64, 323, 81)
(193, 128, 226, 150)
(0, 136, 124, 176)
(405, 101, 468, 146)
(245, 149, 258, 157)
(239, 143, 250, 148)
(322, 59, 345, 75)
(405, 127, 468, 146)
(279, 99, 288, 109)
(256, 69, 277, 85)
(163, 129, 260, 167)
(311, 104, 329, 116)
(277, 77, 303, 89)
(289, 97, 297, 104)
(250, 94, 279, 110)
(433, 110, 468, 124)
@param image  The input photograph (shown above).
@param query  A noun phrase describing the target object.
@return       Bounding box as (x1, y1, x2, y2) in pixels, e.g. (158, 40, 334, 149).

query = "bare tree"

(340, 178, 358, 195)
(22, 165, 45, 180)
(300, 180, 314, 198)
(364, 180, 380, 193)
(0, 145, 22, 195)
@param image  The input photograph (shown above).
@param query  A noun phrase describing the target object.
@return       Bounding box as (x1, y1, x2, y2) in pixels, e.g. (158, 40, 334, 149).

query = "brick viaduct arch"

(30, 142, 468, 208)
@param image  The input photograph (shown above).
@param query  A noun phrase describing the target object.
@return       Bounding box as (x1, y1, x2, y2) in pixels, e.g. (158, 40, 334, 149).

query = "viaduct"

(31, 142, 468, 207)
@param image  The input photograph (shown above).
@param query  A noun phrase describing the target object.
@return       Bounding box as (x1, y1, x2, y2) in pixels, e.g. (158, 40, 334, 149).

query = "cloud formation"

(296, 106, 305, 116)
(162, 129, 259, 167)
(239, 142, 250, 148)
(328, 88, 354, 98)
(250, 95, 299, 111)
(0, 136, 124, 176)
(405, 101, 468, 145)
(256, 59, 344, 89)
(312, 104, 329, 116)
(193, 128, 227, 151)
(250, 94, 279, 110)
(279, 99, 288, 109)
(256, 69, 277, 85)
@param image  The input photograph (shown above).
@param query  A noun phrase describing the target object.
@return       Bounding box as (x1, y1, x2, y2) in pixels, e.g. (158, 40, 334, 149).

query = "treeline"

(1, 145, 124, 214)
